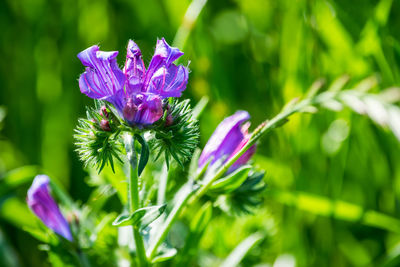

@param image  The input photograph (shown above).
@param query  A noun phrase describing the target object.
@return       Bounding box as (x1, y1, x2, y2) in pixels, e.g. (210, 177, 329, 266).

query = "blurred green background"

(1, 0, 400, 266)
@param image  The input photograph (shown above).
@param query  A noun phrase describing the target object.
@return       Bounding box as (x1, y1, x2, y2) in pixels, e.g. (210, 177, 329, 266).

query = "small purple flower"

(77, 38, 189, 126)
(198, 111, 256, 174)
(27, 175, 73, 241)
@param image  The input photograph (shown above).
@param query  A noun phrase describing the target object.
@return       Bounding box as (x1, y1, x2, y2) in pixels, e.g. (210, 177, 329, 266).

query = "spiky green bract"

(74, 103, 123, 173)
(217, 171, 266, 215)
(151, 99, 200, 168)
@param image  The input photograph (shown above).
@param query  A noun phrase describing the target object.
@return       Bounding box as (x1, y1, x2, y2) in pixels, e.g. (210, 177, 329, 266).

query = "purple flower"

(27, 175, 73, 241)
(78, 38, 189, 126)
(198, 111, 256, 174)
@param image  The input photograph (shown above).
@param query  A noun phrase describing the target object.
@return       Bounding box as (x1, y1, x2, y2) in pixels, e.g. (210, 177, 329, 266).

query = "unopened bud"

(90, 119, 97, 129)
(100, 119, 111, 131)
(100, 106, 109, 118)
(165, 114, 173, 126)
(123, 98, 138, 122)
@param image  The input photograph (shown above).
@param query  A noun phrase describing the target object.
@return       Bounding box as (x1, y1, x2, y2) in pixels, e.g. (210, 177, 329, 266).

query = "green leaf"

(220, 232, 264, 267)
(22, 226, 53, 243)
(134, 134, 149, 176)
(112, 210, 146, 227)
(209, 165, 251, 193)
(0, 165, 39, 196)
(190, 202, 212, 233)
(139, 204, 167, 229)
(112, 204, 167, 229)
(151, 246, 177, 263)
(188, 148, 201, 180)
(191, 96, 209, 120)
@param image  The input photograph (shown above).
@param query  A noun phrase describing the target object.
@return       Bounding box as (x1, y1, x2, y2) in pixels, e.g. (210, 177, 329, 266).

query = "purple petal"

(198, 111, 250, 168)
(124, 40, 146, 93)
(27, 175, 73, 241)
(122, 93, 163, 126)
(78, 45, 126, 103)
(154, 38, 184, 66)
(147, 64, 189, 98)
(143, 38, 187, 97)
(227, 134, 256, 174)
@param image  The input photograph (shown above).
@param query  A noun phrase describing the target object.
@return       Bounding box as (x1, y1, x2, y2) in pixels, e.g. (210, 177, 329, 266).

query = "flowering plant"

(20, 37, 400, 267)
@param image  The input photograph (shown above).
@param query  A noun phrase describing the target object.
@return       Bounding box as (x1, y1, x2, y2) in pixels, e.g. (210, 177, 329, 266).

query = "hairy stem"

(157, 163, 168, 205)
(130, 165, 147, 266)
(78, 250, 91, 267)
(126, 134, 148, 267)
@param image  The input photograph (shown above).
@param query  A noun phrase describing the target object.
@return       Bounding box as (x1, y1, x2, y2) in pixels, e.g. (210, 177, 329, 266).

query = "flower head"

(27, 175, 73, 241)
(198, 111, 256, 173)
(78, 38, 189, 127)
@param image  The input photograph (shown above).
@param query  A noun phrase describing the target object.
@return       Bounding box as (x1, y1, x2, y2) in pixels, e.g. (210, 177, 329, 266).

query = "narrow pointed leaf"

(135, 134, 150, 176)
(151, 247, 177, 263)
(112, 210, 146, 227)
(210, 165, 251, 193)
(220, 232, 264, 267)
(190, 202, 212, 233)
(112, 204, 167, 228)
(139, 204, 167, 229)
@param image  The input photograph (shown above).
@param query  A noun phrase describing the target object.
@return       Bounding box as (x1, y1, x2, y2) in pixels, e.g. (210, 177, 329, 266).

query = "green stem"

(129, 165, 147, 267)
(126, 134, 148, 267)
(157, 163, 168, 205)
(78, 250, 91, 267)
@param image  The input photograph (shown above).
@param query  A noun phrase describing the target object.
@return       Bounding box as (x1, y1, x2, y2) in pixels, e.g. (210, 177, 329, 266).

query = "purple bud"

(123, 98, 138, 122)
(199, 111, 256, 173)
(100, 106, 109, 118)
(100, 119, 111, 131)
(27, 175, 73, 241)
(226, 122, 256, 173)
(165, 114, 173, 126)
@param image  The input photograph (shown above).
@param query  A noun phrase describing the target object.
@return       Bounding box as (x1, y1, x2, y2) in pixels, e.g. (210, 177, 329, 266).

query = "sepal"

(150, 99, 200, 168)
(208, 165, 251, 193)
(74, 101, 123, 173)
(215, 170, 266, 215)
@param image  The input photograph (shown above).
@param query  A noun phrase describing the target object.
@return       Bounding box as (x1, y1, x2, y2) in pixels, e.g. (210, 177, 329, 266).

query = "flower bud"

(100, 106, 109, 118)
(27, 175, 73, 241)
(165, 114, 173, 126)
(199, 111, 256, 174)
(100, 119, 111, 131)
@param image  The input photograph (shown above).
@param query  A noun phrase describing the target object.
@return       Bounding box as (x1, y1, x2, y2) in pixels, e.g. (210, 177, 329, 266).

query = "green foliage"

(1, 0, 400, 266)
(217, 171, 266, 215)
